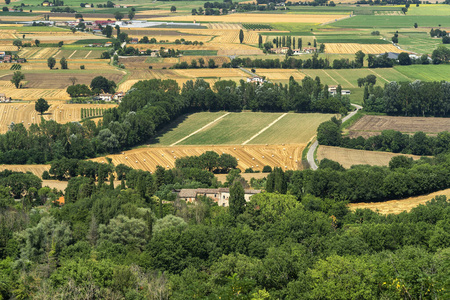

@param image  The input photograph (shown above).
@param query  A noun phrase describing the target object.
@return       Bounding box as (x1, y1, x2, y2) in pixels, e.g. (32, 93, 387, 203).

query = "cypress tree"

(298, 38, 302, 50)
(229, 180, 246, 218)
(258, 34, 262, 48)
(293, 37, 296, 49)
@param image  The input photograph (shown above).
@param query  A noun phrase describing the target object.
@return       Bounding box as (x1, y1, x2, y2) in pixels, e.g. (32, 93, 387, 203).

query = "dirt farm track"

(91, 144, 305, 172)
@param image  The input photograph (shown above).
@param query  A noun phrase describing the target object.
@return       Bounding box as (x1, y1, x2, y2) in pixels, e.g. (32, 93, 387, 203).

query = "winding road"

(307, 104, 363, 170)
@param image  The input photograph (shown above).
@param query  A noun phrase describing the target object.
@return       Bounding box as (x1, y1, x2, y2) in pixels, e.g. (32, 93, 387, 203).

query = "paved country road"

(307, 104, 363, 170)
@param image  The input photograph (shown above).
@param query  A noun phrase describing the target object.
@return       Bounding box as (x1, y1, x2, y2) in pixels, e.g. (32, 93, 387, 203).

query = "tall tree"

(114, 11, 124, 21)
(128, 10, 135, 20)
(239, 29, 244, 44)
(229, 180, 245, 218)
(258, 34, 262, 48)
(298, 38, 302, 50)
(35, 98, 50, 115)
(60, 57, 68, 69)
(11, 71, 24, 88)
(115, 24, 120, 38)
(47, 57, 56, 69)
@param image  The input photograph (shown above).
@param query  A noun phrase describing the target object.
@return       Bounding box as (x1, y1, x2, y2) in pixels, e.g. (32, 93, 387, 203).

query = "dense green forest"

(0, 77, 349, 164)
(0, 158, 449, 298)
(364, 80, 450, 116)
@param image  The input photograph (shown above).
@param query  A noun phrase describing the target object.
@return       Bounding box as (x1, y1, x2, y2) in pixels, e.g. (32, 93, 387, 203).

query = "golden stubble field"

(324, 43, 402, 54)
(349, 188, 450, 214)
(91, 144, 305, 173)
(0, 102, 117, 133)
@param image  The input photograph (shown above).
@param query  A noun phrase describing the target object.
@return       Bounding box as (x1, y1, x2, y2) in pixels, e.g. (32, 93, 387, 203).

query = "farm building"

(96, 94, 113, 101)
(328, 85, 351, 96)
(379, 52, 399, 60)
(303, 47, 316, 53)
(130, 38, 139, 44)
(292, 49, 302, 55)
(113, 91, 124, 102)
(175, 188, 261, 207)
(104, 42, 113, 47)
(0, 94, 10, 102)
(247, 76, 265, 84)
(270, 47, 289, 54)
(3, 55, 11, 63)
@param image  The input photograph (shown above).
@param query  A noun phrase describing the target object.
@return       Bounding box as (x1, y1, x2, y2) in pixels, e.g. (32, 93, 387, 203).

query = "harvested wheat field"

(254, 69, 305, 81)
(208, 23, 243, 30)
(0, 102, 117, 133)
(157, 13, 346, 24)
(317, 146, 423, 169)
(0, 164, 49, 177)
(0, 88, 70, 101)
(174, 68, 248, 79)
(348, 115, 450, 138)
(92, 144, 304, 173)
(349, 188, 450, 214)
(324, 43, 401, 54)
(2, 72, 124, 89)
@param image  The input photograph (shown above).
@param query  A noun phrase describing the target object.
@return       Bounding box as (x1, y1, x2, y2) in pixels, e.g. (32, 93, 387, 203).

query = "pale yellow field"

(254, 69, 305, 80)
(118, 80, 141, 92)
(208, 23, 243, 30)
(349, 188, 450, 215)
(0, 164, 49, 177)
(0, 102, 117, 133)
(91, 144, 304, 172)
(0, 88, 70, 101)
(173, 68, 248, 78)
(208, 30, 260, 44)
(157, 13, 346, 24)
(317, 146, 423, 169)
(324, 43, 402, 54)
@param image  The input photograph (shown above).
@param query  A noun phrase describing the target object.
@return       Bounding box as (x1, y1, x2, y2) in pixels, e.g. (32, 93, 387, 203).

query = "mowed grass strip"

(150, 112, 227, 146)
(250, 113, 334, 144)
(395, 65, 450, 82)
(179, 112, 283, 145)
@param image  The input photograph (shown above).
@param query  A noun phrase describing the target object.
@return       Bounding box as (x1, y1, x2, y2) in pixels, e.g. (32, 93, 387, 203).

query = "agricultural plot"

(395, 65, 450, 82)
(150, 111, 228, 145)
(324, 43, 401, 54)
(0, 102, 117, 133)
(249, 113, 335, 144)
(2, 72, 124, 89)
(208, 23, 243, 30)
(317, 145, 423, 169)
(333, 15, 450, 28)
(155, 13, 347, 24)
(92, 144, 304, 173)
(348, 187, 450, 215)
(254, 69, 305, 81)
(173, 68, 248, 79)
(347, 115, 450, 138)
(0, 164, 49, 177)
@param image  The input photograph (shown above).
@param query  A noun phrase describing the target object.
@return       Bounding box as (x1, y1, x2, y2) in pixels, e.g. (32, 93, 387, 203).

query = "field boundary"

(322, 70, 339, 85)
(368, 69, 389, 83)
(242, 113, 287, 145)
(170, 112, 230, 146)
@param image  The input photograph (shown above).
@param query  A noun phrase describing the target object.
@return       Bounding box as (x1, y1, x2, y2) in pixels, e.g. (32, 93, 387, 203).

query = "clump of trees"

(175, 151, 238, 173)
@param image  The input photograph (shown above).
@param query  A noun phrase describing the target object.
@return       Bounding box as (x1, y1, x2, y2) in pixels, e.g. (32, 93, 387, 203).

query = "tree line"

(364, 80, 450, 117)
(1, 157, 449, 298)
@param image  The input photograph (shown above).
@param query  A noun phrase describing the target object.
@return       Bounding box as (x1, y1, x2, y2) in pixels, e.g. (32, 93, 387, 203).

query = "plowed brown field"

(348, 115, 450, 138)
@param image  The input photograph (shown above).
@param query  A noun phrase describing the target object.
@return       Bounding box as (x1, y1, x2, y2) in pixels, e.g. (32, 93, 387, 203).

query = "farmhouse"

(96, 94, 113, 101)
(270, 47, 289, 54)
(175, 188, 261, 207)
(247, 76, 265, 84)
(303, 47, 316, 53)
(328, 85, 351, 96)
(292, 49, 302, 55)
(3, 55, 11, 63)
(104, 42, 113, 47)
(0, 94, 8, 102)
(130, 38, 139, 44)
(380, 52, 399, 60)
(113, 91, 124, 102)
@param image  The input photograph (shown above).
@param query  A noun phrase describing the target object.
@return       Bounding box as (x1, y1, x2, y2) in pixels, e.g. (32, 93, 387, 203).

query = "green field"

(250, 113, 334, 144)
(150, 112, 227, 145)
(402, 4, 450, 16)
(179, 112, 283, 145)
(333, 15, 450, 28)
(395, 65, 450, 81)
(150, 111, 333, 146)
